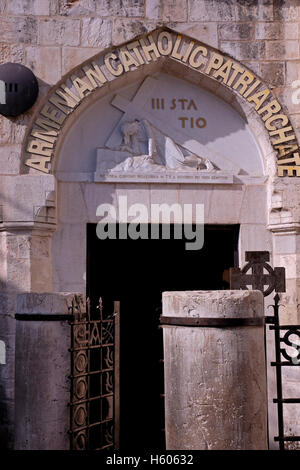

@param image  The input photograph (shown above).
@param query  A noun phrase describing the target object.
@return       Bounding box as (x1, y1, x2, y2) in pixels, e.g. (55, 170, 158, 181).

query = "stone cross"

(230, 251, 286, 297)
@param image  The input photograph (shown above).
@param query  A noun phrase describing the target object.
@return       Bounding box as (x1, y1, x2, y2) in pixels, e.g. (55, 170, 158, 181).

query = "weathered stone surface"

(7, 0, 55, 15)
(58, 182, 88, 224)
(112, 19, 156, 44)
(0, 312, 16, 449)
(208, 187, 244, 224)
(239, 224, 272, 258)
(235, 0, 259, 21)
(62, 46, 101, 74)
(189, 0, 235, 21)
(240, 185, 267, 224)
(273, 0, 300, 21)
(26, 46, 61, 84)
(10, 115, 31, 145)
(162, 290, 268, 450)
(39, 18, 80, 46)
(14, 292, 84, 450)
(0, 43, 25, 65)
(82, 183, 117, 222)
(17, 292, 84, 314)
(256, 21, 298, 40)
(162, 0, 187, 22)
(30, 237, 51, 259)
(59, 0, 96, 16)
(219, 23, 254, 40)
(2, 175, 55, 222)
(275, 85, 300, 114)
(178, 185, 211, 221)
(220, 41, 266, 60)
(290, 113, 300, 131)
(0, 145, 21, 175)
(81, 18, 112, 47)
(0, 17, 38, 44)
(96, 0, 145, 17)
(260, 61, 285, 87)
(145, 0, 162, 20)
(6, 259, 31, 292)
(265, 40, 300, 60)
(0, 293, 17, 316)
(272, 177, 300, 223)
(0, 116, 12, 145)
(52, 223, 86, 294)
(257, 0, 274, 21)
(286, 60, 300, 85)
(169, 22, 218, 48)
(242, 60, 260, 75)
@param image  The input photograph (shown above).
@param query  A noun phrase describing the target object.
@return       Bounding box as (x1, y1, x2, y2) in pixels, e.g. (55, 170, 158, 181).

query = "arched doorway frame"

(21, 26, 298, 179)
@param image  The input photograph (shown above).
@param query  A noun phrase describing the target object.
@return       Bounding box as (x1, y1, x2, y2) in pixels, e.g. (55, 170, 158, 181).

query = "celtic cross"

(229, 251, 286, 297)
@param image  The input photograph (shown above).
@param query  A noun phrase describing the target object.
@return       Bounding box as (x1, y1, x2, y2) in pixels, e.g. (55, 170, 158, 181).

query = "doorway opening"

(87, 223, 239, 450)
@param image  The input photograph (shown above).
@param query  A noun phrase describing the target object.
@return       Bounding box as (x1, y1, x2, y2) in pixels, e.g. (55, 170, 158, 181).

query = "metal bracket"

(160, 315, 265, 327)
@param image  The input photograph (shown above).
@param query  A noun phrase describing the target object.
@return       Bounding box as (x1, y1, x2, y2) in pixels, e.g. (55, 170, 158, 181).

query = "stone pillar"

(0, 294, 17, 449)
(162, 290, 268, 450)
(14, 292, 85, 450)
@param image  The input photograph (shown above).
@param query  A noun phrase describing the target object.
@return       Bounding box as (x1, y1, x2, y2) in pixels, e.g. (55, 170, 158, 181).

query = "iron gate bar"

(274, 437, 300, 442)
(230, 251, 300, 450)
(271, 362, 300, 367)
(69, 368, 113, 379)
(270, 324, 300, 330)
(72, 417, 113, 432)
(114, 301, 120, 451)
(229, 252, 300, 450)
(160, 316, 265, 327)
(274, 399, 300, 403)
(69, 297, 120, 451)
(267, 294, 284, 450)
(70, 393, 114, 406)
(266, 294, 300, 450)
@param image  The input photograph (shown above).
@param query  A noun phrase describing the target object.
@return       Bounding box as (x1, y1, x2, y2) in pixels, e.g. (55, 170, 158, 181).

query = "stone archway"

(21, 27, 300, 179)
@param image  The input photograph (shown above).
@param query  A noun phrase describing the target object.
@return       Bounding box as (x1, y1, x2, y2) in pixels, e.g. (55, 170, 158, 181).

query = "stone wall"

(0, 0, 299, 174)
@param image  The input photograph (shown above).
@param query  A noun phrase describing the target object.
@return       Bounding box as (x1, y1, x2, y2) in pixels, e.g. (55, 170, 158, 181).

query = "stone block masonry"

(0, 1, 297, 146)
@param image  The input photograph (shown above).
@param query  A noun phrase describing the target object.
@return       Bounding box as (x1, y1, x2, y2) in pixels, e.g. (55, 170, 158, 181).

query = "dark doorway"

(87, 223, 239, 451)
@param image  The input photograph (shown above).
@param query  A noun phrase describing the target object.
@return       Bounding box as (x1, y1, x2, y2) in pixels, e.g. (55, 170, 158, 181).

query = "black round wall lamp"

(0, 63, 39, 117)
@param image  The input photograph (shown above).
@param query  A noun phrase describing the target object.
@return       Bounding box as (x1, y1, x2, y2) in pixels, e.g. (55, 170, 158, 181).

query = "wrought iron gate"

(230, 251, 300, 450)
(69, 298, 120, 450)
(266, 294, 300, 450)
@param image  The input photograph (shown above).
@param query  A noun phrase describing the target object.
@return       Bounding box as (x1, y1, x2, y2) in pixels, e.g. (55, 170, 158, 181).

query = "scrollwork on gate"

(69, 297, 120, 450)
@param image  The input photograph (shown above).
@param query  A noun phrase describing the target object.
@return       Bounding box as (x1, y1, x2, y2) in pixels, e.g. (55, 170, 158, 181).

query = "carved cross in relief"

(105, 76, 241, 174)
